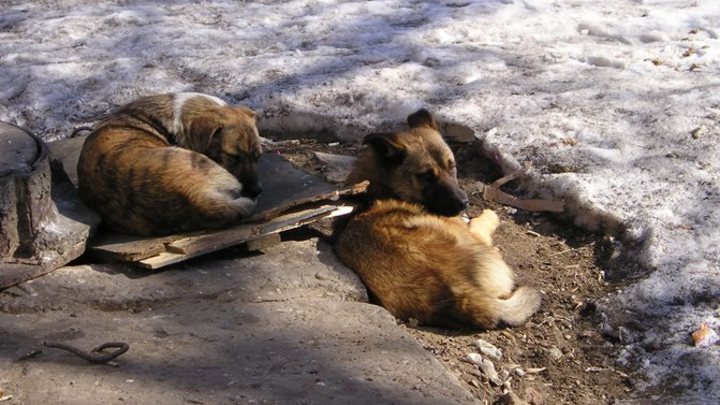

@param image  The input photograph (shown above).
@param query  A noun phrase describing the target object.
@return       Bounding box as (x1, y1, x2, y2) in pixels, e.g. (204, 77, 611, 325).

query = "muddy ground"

(278, 138, 638, 404)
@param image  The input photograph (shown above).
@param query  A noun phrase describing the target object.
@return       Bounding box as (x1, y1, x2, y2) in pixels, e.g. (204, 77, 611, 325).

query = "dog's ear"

(407, 108, 438, 130)
(233, 106, 256, 121)
(363, 132, 406, 165)
(186, 116, 222, 152)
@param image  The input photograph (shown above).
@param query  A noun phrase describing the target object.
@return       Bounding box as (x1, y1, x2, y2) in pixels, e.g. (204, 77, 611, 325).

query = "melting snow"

(1, 0, 719, 401)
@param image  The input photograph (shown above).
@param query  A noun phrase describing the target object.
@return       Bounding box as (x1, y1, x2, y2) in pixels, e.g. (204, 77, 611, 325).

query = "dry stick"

(481, 168, 565, 213)
(43, 341, 129, 364)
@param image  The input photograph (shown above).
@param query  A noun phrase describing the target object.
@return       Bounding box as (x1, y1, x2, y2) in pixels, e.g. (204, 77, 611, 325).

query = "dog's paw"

(470, 209, 501, 245)
(480, 208, 500, 223)
(471, 209, 500, 229)
(232, 197, 257, 217)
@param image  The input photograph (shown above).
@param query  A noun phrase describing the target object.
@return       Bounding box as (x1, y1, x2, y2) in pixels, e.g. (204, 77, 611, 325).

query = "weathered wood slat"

(165, 205, 336, 256)
(87, 233, 186, 262)
(136, 205, 346, 269)
(84, 151, 367, 269)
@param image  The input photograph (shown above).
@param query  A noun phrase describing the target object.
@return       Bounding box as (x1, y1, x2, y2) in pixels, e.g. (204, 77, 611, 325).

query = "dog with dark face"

(335, 109, 541, 329)
(77, 92, 263, 236)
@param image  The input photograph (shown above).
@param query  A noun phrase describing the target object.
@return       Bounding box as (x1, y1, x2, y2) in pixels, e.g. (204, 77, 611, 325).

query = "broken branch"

(481, 167, 564, 213)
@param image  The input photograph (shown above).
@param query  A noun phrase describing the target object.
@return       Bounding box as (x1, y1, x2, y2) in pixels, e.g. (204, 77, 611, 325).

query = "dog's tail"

(185, 172, 257, 224)
(495, 286, 542, 327)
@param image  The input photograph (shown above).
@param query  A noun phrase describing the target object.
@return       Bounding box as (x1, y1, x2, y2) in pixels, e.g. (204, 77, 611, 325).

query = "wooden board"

(249, 153, 358, 220)
(87, 153, 367, 269)
(86, 233, 181, 262)
(136, 205, 343, 269)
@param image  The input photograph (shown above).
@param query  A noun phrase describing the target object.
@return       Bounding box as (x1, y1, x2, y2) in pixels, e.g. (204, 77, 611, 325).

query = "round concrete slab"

(0, 122, 39, 178)
(1, 122, 98, 288)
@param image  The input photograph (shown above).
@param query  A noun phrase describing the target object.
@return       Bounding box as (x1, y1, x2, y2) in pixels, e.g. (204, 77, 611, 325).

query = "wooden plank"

(247, 176, 367, 221)
(88, 182, 365, 263)
(88, 233, 191, 262)
(136, 252, 187, 270)
(167, 206, 335, 256)
(137, 205, 342, 269)
(88, 180, 365, 262)
(245, 233, 281, 252)
(252, 153, 337, 212)
(86, 151, 368, 264)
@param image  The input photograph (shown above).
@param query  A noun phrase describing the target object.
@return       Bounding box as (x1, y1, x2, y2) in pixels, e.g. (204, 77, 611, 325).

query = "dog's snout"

(244, 181, 263, 199)
(425, 185, 469, 217)
(453, 192, 469, 213)
(453, 188, 469, 210)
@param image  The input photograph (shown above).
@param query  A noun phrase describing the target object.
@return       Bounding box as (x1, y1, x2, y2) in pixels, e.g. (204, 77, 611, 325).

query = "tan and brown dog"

(77, 92, 263, 236)
(335, 109, 541, 329)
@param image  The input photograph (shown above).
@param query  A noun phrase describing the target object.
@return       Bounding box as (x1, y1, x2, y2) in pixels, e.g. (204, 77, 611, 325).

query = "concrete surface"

(0, 239, 477, 405)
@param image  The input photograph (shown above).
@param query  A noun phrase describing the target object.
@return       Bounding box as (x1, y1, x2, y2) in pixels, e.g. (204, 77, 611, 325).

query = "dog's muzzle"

(425, 186, 469, 217)
(243, 181, 263, 200)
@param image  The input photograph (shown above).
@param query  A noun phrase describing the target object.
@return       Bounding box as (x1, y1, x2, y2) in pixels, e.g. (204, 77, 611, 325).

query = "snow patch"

(1, 0, 720, 401)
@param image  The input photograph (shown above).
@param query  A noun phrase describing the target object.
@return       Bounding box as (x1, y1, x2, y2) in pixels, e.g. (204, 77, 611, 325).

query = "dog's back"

(77, 93, 260, 235)
(335, 109, 541, 329)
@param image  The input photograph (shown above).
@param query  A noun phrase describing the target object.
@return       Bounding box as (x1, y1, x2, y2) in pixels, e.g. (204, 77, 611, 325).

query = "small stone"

(477, 357, 503, 386)
(650, 58, 664, 66)
(524, 386, 546, 405)
(691, 126, 703, 139)
(692, 323, 719, 347)
(465, 352, 483, 365)
(474, 338, 503, 360)
(495, 392, 528, 405)
(424, 57, 440, 67)
(525, 367, 547, 374)
(466, 352, 502, 386)
(546, 346, 564, 361)
(514, 368, 526, 377)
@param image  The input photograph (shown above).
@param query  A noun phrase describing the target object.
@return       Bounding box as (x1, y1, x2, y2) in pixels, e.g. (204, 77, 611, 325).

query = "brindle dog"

(77, 92, 262, 235)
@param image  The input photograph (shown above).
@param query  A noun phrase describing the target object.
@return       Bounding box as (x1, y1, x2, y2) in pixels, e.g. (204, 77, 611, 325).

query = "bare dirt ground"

(278, 139, 639, 405)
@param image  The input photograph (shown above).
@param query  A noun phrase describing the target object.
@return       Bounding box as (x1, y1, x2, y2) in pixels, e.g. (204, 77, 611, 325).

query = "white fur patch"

(172, 92, 227, 134)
